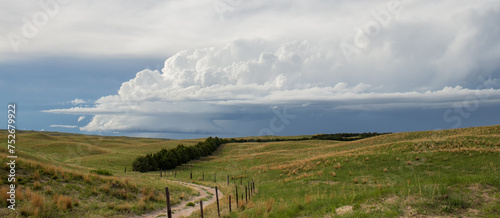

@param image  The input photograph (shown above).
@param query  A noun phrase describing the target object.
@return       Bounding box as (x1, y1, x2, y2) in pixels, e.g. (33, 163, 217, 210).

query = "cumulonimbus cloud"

(43, 1, 500, 135)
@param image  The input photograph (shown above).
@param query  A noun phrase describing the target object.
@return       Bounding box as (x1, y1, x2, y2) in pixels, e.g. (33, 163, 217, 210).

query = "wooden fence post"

(190, 170, 192, 179)
(227, 175, 229, 185)
(248, 181, 250, 200)
(245, 186, 248, 203)
(235, 186, 239, 208)
(200, 200, 203, 218)
(214, 172, 216, 183)
(216, 186, 220, 217)
(229, 194, 232, 212)
(202, 172, 204, 181)
(165, 187, 172, 218)
(124, 167, 126, 173)
(252, 179, 254, 194)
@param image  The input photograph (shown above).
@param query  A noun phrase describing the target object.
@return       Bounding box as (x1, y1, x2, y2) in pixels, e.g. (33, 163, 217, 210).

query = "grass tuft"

(54, 194, 73, 210)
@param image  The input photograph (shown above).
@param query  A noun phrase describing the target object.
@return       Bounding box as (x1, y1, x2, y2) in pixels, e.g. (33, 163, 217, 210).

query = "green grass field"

(1, 126, 500, 217)
(0, 131, 203, 217)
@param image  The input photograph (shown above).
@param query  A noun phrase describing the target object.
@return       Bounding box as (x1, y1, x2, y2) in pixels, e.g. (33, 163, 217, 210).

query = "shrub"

(186, 202, 195, 206)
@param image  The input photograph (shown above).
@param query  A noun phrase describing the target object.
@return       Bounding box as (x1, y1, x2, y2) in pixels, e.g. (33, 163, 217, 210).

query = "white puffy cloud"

(50, 125, 78, 129)
(70, 98, 86, 105)
(40, 0, 500, 135)
(77, 116, 85, 122)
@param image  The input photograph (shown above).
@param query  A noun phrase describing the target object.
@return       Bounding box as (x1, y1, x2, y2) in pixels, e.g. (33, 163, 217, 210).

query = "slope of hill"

(159, 125, 500, 217)
(1, 126, 500, 217)
(0, 131, 202, 217)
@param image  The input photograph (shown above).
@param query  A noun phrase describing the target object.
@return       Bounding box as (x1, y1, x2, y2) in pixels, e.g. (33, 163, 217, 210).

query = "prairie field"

(1, 126, 500, 217)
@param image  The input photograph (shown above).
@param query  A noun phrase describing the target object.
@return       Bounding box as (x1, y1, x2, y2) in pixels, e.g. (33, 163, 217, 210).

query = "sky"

(1, 0, 500, 139)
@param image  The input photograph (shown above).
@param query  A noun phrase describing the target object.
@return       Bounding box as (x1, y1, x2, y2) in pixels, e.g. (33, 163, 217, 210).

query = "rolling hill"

(1, 125, 500, 217)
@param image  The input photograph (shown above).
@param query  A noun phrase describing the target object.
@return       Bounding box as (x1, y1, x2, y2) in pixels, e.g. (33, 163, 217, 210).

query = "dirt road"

(136, 180, 223, 218)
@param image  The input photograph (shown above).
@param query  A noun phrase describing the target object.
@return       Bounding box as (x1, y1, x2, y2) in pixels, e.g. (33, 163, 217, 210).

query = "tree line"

(132, 136, 312, 172)
(132, 133, 389, 172)
(310, 132, 389, 141)
(132, 137, 227, 172)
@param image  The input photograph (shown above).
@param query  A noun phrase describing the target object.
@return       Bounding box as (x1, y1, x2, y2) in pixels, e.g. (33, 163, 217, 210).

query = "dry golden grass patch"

(53, 194, 73, 210)
(29, 190, 45, 209)
(305, 195, 311, 204)
(265, 198, 275, 212)
(33, 181, 42, 190)
(296, 173, 313, 180)
(83, 174, 91, 182)
(100, 183, 111, 193)
(15, 186, 25, 201)
(34, 170, 40, 180)
(58, 167, 65, 178)
(44, 185, 53, 194)
(141, 192, 155, 202)
(0, 186, 9, 205)
(115, 202, 132, 212)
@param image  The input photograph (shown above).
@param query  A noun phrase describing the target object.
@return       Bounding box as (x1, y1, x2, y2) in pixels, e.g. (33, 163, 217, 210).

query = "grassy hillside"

(0, 131, 203, 217)
(160, 125, 500, 217)
(1, 126, 500, 217)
